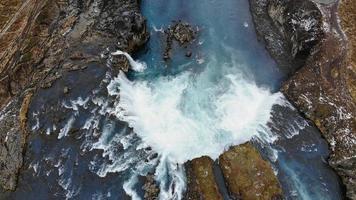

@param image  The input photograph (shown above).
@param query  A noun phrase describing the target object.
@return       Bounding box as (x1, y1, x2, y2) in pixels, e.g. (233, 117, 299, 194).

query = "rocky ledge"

(250, 0, 356, 199)
(184, 143, 282, 200)
(0, 0, 148, 191)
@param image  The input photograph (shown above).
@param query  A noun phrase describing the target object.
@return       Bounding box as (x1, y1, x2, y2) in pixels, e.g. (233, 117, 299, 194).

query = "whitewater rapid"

(17, 0, 344, 198)
(108, 52, 281, 164)
(99, 50, 281, 199)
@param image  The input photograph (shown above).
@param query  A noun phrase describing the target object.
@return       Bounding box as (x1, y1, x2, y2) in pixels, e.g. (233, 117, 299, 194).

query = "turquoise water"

(118, 0, 342, 199)
(134, 0, 284, 89)
(3, 0, 343, 199)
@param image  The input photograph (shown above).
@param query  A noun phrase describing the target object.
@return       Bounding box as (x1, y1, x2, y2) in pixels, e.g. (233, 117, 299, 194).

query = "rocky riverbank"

(250, 0, 356, 199)
(1, 0, 348, 199)
(0, 0, 148, 191)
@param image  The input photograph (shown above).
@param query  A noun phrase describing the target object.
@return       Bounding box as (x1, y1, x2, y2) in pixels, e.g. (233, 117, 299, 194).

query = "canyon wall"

(250, 0, 356, 198)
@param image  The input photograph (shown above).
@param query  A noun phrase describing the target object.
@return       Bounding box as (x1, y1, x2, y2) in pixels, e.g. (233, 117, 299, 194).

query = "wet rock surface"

(0, 0, 148, 191)
(183, 144, 283, 200)
(0, 92, 32, 191)
(1, 0, 348, 199)
(219, 143, 283, 200)
(249, 0, 324, 76)
(184, 156, 223, 200)
(142, 174, 160, 200)
(163, 21, 197, 60)
(251, 0, 356, 198)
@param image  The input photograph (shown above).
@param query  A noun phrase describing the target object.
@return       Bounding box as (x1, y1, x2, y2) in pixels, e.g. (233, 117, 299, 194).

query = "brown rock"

(19, 91, 33, 134)
(339, 0, 356, 103)
(184, 156, 223, 200)
(280, 2, 356, 199)
(219, 143, 283, 200)
(143, 174, 160, 200)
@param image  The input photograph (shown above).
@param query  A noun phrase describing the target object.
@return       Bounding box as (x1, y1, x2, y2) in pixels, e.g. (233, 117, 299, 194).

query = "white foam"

(112, 50, 147, 72)
(58, 116, 75, 139)
(155, 156, 186, 200)
(123, 175, 141, 200)
(107, 56, 282, 164)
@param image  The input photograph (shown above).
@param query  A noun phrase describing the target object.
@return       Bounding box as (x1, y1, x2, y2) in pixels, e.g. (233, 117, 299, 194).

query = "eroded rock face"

(219, 143, 283, 200)
(184, 156, 223, 200)
(0, 0, 148, 191)
(339, 0, 356, 104)
(281, 2, 356, 199)
(250, 0, 356, 198)
(250, 0, 323, 76)
(0, 92, 32, 190)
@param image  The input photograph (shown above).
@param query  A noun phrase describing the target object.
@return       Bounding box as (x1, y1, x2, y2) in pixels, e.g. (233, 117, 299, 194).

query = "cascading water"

(5, 0, 344, 200)
(105, 51, 282, 198)
(108, 59, 281, 164)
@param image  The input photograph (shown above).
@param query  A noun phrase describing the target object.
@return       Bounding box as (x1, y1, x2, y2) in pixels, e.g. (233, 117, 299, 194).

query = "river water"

(2, 0, 344, 199)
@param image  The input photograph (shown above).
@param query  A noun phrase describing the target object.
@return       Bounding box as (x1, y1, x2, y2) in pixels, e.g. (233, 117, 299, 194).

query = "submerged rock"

(251, 0, 356, 198)
(0, 0, 148, 191)
(184, 156, 223, 200)
(219, 143, 283, 200)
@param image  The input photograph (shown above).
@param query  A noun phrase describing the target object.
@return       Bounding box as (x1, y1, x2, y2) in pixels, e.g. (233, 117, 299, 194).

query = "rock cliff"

(250, 0, 356, 198)
(0, 0, 148, 191)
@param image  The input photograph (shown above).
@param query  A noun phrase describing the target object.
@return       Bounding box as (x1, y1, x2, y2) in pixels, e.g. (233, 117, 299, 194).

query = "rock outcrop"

(250, 0, 356, 198)
(163, 21, 197, 60)
(250, 0, 324, 76)
(219, 143, 283, 200)
(184, 156, 223, 200)
(0, 0, 148, 191)
(142, 174, 160, 200)
(184, 144, 282, 200)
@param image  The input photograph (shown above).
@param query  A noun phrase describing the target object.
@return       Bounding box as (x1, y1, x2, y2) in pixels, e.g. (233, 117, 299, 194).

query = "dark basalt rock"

(250, 0, 356, 198)
(250, 0, 323, 76)
(163, 21, 197, 61)
(0, 0, 148, 191)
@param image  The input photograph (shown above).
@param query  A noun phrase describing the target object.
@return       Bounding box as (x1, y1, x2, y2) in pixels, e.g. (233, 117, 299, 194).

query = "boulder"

(219, 143, 283, 200)
(184, 156, 223, 200)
